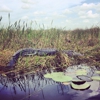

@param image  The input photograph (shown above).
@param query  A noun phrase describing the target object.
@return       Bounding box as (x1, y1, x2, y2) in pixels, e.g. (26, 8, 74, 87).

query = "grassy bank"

(0, 14, 100, 73)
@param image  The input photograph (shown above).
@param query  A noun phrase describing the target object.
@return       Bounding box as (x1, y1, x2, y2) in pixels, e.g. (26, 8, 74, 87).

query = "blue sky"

(0, 0, 100, 29)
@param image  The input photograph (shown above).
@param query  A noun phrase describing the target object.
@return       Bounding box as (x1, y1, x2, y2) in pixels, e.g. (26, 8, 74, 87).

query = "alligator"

(7, 48, 57, 68)
(6, 48, 83, 68)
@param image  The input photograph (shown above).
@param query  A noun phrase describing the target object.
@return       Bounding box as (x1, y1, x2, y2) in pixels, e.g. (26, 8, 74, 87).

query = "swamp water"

(0, 65, 100, 100)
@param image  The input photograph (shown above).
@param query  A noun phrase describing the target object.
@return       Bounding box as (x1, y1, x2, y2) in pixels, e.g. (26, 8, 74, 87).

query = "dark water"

(0, 65, 100, 100)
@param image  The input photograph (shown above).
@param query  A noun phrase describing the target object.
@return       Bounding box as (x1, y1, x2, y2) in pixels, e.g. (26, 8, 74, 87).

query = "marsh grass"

(0, 13, 100, 72)
(0, 49, 14, 66)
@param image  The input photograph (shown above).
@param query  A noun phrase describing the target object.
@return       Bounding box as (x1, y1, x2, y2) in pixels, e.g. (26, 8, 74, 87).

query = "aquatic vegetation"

(77, 75, 93, 82)
(52, 75, 73, 82)
(91, 69, 100, 81)
(72, 79, 86, 85)
(44, 72, 64, 78)
(44, 72, 73, 82)
(95, 71, 100, 74)
(91, 76, 100, 81)
(62, 82, 70, 85)
(70, 82, 90, 90)
(76, 69, 87, 75)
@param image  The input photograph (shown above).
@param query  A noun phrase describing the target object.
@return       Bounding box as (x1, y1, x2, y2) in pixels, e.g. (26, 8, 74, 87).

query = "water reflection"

(0, 65, 100, 100)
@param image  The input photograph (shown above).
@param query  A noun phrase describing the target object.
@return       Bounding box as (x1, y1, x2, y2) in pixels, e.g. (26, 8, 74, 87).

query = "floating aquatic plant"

(91, 76, 100, 81)
(52, 75, 72, 82)
(95, 71, 100, 74)
(44, 72, 63, 79)
(76, 69, 87, 75)
(70, 82, 90, 90)
(44, 72, 72, 82)
(72, 79, 86, 85)
(77, 75, 93, 82)
(62, 82, 70, 85)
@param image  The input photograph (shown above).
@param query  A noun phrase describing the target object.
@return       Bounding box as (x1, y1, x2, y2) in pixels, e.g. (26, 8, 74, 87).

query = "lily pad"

(77, 75, 93, 82)
(44, 73, 53, 78)
(91, 76, 100, 81)
(62, 82, 70, 85)
(44, 72, 73, 82)
(70, 82, 90, 90)
(52, 76, 72, 82)
(95, 71, 100, 74)
(76, 69, 87, 75)
(44, 72, 63, 78)
(81, 65, 90, 69)
(72, 79, 86, 85)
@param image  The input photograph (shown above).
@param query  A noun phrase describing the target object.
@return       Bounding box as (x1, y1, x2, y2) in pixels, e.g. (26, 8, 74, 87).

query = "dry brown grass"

(0, 49, 14, 66)
(15, 52, 71, 72)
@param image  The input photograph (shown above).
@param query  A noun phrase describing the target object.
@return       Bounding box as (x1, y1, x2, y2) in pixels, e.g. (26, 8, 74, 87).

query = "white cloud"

(95, 3, 100, 12)
(34, 0, 85, 9)
(78, 11, 85, 15)
(72, 2, 100, 14)
(66, 19, 71, 23)
(80, 3, 95, 10)
(79, 10, 99, 19)
(21, 4, 31, 9)
(33, 18, 41, 22)
(52, 12, 66, 18)
(80, 15, 86, 18)
(78, 11, 87, 18)
(63, 9, 72, 14)
(21, 16, 29, 20)
(33, 11, 45, 15)
(21, 0, 34, 4)
(83, 19, 89, 23)
(87, 10, 99, 18)
(0, 0, 100, 30)
(44, 17, 49, 20)
(0, 5, 12, 12)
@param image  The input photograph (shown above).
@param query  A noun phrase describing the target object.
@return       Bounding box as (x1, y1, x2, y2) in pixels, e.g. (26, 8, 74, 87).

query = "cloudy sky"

(0, 0, 100, 29)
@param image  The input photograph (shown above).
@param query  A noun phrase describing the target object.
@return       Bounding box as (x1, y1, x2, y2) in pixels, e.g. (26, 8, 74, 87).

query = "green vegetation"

(72, 79, 86, 85)
(92, 76, 100, 81)
(0, 13, 100, 73)
(76, 69, 87, 75)
(95, 71, 100, 74)
(44, 72, 72, 82)
(77, 75, 93, 82)
(70, 82, 90, 90)
(44, 72, 64, 78)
